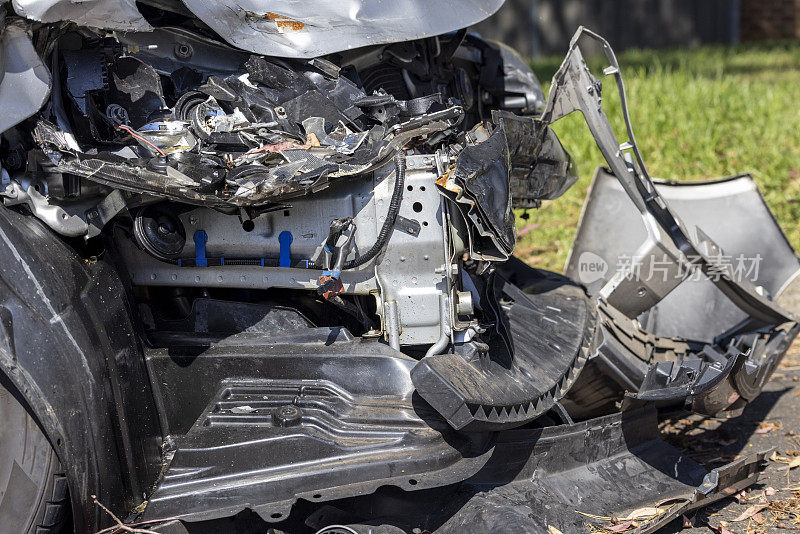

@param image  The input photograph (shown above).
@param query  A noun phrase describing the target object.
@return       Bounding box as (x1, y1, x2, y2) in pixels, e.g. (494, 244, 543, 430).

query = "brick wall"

(740, 0, 800, 40)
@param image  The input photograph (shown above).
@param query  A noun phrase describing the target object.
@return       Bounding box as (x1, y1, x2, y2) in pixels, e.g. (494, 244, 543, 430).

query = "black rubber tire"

(0, 381, 70, 534)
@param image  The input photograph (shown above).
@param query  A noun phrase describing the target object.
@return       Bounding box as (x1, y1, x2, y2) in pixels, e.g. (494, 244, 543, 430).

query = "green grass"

(515, 42, 800, 271)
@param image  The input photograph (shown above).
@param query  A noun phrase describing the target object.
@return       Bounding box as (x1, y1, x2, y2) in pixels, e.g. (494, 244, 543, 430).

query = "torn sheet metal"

(1, 8, 795, 531)
(34, 44, 466, 208)
(178, 0, 504, 58)
(438, 111, 576, 261)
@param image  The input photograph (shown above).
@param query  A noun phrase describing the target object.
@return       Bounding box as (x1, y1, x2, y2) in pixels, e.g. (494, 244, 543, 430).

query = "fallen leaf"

(547, 526, 563, 534)
(756, 422, 779, 434)
(708, 524, 735, 534)
(733, 490, 749, 504)
(605, 521, 633, 532)
(732, 503, 768, 522)
(786, 456, 800, 470)
(655, 497, 690, 508)
(682, 514, 696, 527)
(770, 451, 790, 462)
(620, 507, 665, 521)
(574, 510, 611, 521)
(765, 487, 777, 496)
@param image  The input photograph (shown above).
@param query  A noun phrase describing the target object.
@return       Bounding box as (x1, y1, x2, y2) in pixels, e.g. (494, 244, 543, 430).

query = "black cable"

(341, 152, 406, 270)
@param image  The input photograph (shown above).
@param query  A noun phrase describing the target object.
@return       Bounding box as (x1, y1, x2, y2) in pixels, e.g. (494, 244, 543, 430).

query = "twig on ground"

(91, 495, 161, 534)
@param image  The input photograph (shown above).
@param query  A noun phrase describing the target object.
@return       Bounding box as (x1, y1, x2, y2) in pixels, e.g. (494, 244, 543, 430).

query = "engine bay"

(2, 23, 576, 354)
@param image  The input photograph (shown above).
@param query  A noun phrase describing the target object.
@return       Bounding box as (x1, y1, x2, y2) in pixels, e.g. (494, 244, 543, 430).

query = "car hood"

(10, 0, 505, 58)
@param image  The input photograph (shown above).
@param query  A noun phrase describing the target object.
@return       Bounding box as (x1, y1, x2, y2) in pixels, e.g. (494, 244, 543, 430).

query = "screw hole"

(422, 221, 428, 227)
(409, 479, 418, 485)
(313, 494, 322, 499)
(412, 202, 423, 213)
(420, 186, 426, 191)
(283, 210, 290, 217)
(406, 185, 413, 191)
(270, 513, 282, 519)
(242, 219, 255, 232)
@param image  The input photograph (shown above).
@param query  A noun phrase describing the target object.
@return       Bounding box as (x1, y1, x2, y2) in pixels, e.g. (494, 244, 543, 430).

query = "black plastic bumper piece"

(411, 275, 598, 431)
(634, 324, 798, 413)
(430, 406, 768, 534)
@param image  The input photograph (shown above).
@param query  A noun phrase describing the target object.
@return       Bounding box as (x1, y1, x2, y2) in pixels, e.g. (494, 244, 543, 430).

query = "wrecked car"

(0, 0, 798, 532)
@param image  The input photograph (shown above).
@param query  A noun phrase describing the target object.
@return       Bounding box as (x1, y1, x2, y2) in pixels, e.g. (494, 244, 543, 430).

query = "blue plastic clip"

(278, 231, 293, 268)
(194, 230, 208, 267)
(324, 269, 341, 279)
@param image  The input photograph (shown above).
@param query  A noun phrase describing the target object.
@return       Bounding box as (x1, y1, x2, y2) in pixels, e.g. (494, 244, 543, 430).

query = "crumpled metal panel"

(438, 112, 576, 261)
(11, 0, 151, 30)
(177, 0, 504, 58)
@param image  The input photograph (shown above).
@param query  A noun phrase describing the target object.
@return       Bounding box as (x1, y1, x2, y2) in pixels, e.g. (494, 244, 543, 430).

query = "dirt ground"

(652, 344, 800, 534)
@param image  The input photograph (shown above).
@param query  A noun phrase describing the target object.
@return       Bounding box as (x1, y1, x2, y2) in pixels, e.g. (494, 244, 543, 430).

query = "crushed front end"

(0, 3, 797, 532)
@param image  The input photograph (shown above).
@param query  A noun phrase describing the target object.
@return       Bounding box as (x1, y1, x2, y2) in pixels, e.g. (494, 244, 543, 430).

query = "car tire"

(0, 379, 70, 534)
